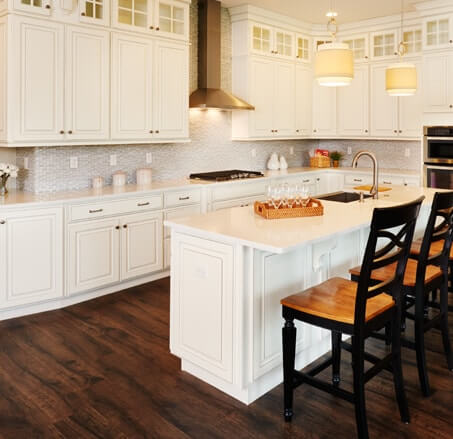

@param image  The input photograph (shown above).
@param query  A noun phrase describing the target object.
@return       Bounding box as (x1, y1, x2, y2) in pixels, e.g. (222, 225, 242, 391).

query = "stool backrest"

(416, 191, 453, 282)
(354, 196, 424, 332)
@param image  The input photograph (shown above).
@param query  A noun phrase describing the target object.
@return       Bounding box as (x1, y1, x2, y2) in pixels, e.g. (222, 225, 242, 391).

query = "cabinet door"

(338, 65, 369, 137)
(113, 0, 153, 33)
(0, 208, 63, 309)
(250, 57, 274, 137)
(155, 0, 189, 40)
(12, 17, 64, 141)
(399, 60, 423, 137)
(274, 28, 294, 59)
(423, 53, 453, 113)
(342, 34, 369, 62)
(153, 40, 188, 139)
(295, 65, 312, 136)
(370, 63, 398, 137)
(423, 15, 453, 50)
(312, 82, 336, 136)
(370, 31, 397, 60)
(68, 218, 120, 295)
(65, 26, 110, 140)
(251, 23, 273, 56)
(295, 34, 310, 62)
(274, 61, 295, 136)
(121, 212, 163, 280)
(79, 0, 110, 27)
(13, 0, 52, 16)
(111, 32, 153, 140)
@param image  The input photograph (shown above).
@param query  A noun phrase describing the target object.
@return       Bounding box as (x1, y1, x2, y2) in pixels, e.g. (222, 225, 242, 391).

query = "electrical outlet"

(347, 147, 352, 155)
(404, 148, 410, 158)
(69, 157, 78, 169)
(289, 146, 294, 155)
(146, 152, 153, 164)
(251, 148, 257, 158)
(110, 154, 117, 166)
(23, 157, 29, 170)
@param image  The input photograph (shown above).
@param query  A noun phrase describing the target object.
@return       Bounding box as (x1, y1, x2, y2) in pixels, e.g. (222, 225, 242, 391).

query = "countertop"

(165, 186, 437, 254)
(0, 166, 420, 208)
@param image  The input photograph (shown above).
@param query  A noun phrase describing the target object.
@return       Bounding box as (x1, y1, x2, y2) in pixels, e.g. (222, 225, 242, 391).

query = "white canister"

(112, 171, 127, 187)
(136, 168, 152, 186)
(92, 176, 104, 189)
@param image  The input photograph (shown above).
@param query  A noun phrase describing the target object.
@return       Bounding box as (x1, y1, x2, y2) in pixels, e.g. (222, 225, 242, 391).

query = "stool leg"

(415, 287, 431, 397)
(439, 282, 453, 371)
(384, 323, 392, 346)
(282, 317, 297, 422)
(391, 309, 410, 423)
(352, 336, 369, 439)
(331, 331, 342, 387)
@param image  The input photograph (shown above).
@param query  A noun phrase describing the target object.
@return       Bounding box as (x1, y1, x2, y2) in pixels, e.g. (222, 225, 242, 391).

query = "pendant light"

(315, 2, 354, 87)
(386, 0, 417, 96)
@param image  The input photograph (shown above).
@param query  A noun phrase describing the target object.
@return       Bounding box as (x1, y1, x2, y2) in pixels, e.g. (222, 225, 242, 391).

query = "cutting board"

(353, 185, 392, 192)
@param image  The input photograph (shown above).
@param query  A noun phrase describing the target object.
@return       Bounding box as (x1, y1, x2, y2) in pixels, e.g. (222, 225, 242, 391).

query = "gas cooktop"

(189, 170, 264, 182)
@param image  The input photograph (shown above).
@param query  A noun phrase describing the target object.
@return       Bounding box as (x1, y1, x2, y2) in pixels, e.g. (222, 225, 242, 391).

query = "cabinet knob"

(60, 130, 65, 134)
(150, 130, 154, 134)
(156, 130, 160, 134)
(450, 105, 453, 109)
(81, 12, 86, 16)
(0, 220, 5, 225)
(123, 224, 128, 229)
(394, 130, 397, 133)
(45, 4, 51, 9)
(399, 130, 402, 133)
(450, 40, 453, 44)
(115, 225, 120, 230)
(296, 129, 299, 132)
(156, 27, 160, 31)
(365, 129, 368, 133)
(313, 129, 317, 133)
(150, 26, 154, 30)
(68, 130, 73, 134)
(365, 56, 369, 59)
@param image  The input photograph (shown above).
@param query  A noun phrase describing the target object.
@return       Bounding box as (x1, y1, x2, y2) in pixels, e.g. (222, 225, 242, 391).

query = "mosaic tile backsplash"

(10, 0, 422, 193)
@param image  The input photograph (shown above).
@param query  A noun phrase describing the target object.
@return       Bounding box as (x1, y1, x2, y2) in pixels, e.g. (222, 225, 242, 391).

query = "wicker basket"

(310, 156, 331, 168)
(254, 199, 324, 219)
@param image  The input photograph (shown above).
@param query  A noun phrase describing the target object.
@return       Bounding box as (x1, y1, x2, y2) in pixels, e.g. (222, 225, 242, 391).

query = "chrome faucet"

(352, 151, 379, 199)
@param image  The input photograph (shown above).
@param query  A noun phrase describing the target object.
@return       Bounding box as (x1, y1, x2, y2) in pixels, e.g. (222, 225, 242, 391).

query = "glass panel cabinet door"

(371, 31, 397, 59)
(342, 35, 368, 61)
(403, 28, 422, 54)
(113, 0, 153, 32)
(156, 0, 188, 40)
(296, 35, 310, 62)
(274, 29, 294, 58)
(79, 0, 110, 26)
(424, 16, 453, 49)
(251, 23, 272, 55)
(13, 0, 52, 16)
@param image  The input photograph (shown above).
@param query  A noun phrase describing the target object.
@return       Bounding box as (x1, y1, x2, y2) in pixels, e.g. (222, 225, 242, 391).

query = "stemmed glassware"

(265, 181, 311, 209)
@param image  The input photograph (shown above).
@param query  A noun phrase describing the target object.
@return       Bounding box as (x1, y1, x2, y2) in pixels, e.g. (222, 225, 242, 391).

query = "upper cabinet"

(13, 0, 52, 16)
(295, 34, 310, 62)
(342, 34, 369, 62)
(250, 23, 294, 60)
(423, 15, 453, 50)
(423, 52, 453, 113)
(79, 0, 110, 26)
(370, 30, 397, 60)
(403, 26, 423, 55)
(156, 0, 189, 40)
(113, 0, 154, 32)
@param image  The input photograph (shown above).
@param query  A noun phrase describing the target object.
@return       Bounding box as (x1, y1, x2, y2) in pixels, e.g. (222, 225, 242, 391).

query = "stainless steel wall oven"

(424, 126, 453, 189)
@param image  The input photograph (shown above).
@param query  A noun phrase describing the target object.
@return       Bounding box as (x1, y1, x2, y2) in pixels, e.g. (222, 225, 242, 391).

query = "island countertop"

(165, 186, 439, 254)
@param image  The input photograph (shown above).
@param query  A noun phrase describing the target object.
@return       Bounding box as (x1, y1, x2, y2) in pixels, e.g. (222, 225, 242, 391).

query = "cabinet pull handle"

(353, 178, 362, 182)
(383, 181, 392, 185)
(89, 208, 103, 213)
(303, 179, 310, 183)
(0, 220, 5, 225)
(179, 196, 190, 201)
(137, 201, 150, 207)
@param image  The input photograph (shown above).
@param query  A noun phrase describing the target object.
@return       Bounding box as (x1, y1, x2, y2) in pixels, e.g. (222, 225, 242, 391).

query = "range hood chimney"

(189, 0, 254, 110)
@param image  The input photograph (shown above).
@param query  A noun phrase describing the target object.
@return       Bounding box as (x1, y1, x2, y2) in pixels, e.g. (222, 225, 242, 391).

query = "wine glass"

(281, 183, 290, 208)
(271, 186, 282, 209)
(301, 184, 310, 207)
(266, 184, 273, 207)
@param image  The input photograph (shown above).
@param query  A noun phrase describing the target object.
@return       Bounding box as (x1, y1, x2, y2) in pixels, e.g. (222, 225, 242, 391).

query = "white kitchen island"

(166, 187, 437, 405)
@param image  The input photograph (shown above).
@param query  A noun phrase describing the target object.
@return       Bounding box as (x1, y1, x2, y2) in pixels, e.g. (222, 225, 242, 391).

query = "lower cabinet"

(0, 207, 63, 309)
(68, 211, 163, 295)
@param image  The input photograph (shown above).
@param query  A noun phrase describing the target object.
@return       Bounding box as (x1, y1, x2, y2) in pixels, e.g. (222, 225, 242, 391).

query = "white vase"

(267, 153, 280, 170)
(279, 155, 288, 170)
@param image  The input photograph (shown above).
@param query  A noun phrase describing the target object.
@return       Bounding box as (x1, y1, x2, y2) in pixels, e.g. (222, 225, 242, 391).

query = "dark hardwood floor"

(0, 278, 452, 438)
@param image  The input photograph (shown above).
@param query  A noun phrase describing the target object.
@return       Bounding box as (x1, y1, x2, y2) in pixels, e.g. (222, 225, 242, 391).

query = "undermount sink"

(317, 191, 373, 203)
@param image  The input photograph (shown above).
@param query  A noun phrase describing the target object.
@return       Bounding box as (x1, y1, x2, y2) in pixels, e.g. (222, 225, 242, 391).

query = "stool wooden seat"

(282, 277, 395, 325)
(281, 197, 424, 439)
(350, 191, 453, 397)
(349, 259, 442, 288)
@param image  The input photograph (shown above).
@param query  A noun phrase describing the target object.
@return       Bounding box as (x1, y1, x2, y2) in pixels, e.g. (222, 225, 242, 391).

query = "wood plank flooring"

(0, 277, 452, 438)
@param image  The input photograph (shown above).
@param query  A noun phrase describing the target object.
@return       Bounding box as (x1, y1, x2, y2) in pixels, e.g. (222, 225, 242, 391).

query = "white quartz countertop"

(0, 166, 419, 208)
(165, 186, 438, 254)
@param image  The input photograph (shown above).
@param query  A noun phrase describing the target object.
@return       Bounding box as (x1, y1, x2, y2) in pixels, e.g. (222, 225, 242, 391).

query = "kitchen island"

(166, 186, 438, 405)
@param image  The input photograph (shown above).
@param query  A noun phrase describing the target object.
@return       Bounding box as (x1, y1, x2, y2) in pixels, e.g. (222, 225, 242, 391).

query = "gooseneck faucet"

(352, 151, 379, 199)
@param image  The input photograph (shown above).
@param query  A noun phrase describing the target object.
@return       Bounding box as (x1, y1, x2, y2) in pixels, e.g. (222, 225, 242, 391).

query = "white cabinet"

(370, 30, 397, 59)
(12, 16, 64, 142)
(423, 52, 453, 113)
(312, 82, 336, 136)
(79, 0, 110, 26)
(338, 65, 369, 137)
(65, 26, 110, 140)
(248, 57, 295, 138)
(370, 63, 398, 137)
(113, 0, 154, 32)
(423, 15, 453, 50)
(156, 0, 189, 40)
(13, 0, 52, 16)
(342, 34, 369, 62)
(399, 60, 423, 137)
(111, 32, 153, 140)
(68, 218, 121, 295)
(154, 40, 188, 139)
(295, 34, 310, 62)
(0, 207, 63, 309)
(295, 64, 312, 136)
(121, 212, 163, 280)
(250, 23, 294, 60)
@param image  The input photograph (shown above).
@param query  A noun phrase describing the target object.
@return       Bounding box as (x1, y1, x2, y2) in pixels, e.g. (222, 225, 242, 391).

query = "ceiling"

(221, 0, 426, 24)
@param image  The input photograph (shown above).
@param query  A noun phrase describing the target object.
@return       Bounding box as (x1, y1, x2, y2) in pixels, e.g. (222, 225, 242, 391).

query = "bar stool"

(281, 197, 424, 439)
(350, 191, 453, 397)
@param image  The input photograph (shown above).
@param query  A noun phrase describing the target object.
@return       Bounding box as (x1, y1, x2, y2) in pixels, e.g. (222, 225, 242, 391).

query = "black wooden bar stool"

(350, 191, 453, 397)
(281, 197, 424, 439)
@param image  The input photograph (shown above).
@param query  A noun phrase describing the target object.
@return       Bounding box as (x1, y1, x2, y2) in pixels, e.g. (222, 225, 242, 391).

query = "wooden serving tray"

(254, 199, 324, 219)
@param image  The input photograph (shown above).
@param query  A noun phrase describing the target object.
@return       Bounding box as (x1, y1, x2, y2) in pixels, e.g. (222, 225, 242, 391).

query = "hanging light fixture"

(315, 1, 354, 87)
(386, 0, 417, 96)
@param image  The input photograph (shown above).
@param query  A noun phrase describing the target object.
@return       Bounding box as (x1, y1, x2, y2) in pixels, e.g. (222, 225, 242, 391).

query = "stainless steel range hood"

(189, 0, 254, 110)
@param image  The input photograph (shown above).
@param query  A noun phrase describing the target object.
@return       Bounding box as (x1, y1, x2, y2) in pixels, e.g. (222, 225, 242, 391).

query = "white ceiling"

(221, 0, 426, 24)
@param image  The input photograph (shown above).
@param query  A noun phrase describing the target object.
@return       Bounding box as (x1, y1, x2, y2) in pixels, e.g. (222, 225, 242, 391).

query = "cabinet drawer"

(211, 182, 266, 202)
(164, 205, 201, 238)
(164, 189, 201, 208)
(69, 195, 162, 222)
(212, 196, 258, 211)
(380, 176, 404, 186)
(345, 174, 373, 186)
